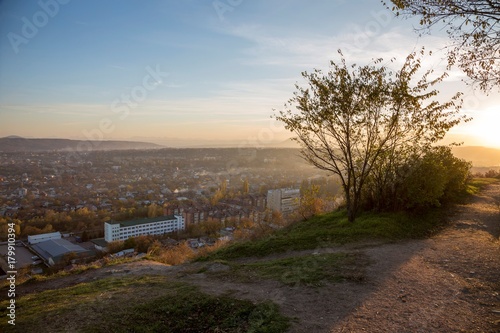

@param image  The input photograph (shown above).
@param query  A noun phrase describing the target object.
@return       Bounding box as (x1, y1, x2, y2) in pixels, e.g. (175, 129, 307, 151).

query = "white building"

(28, 231, 62, 245)
(104, 215, 185, 242)
(18, 188, 28, 198)
(267, 188, 300, 214)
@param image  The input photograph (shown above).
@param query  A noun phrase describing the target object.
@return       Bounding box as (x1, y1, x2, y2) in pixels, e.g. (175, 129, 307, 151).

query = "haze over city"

(1, 0, 499, 148)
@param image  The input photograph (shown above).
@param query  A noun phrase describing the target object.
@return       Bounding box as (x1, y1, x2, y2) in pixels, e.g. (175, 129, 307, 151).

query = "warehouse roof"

(32, 238, 91, 264)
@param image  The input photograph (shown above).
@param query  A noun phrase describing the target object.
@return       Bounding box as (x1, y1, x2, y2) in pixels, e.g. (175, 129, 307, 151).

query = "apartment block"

(104, 215, 185, 242)
(267, 188, 300, 214)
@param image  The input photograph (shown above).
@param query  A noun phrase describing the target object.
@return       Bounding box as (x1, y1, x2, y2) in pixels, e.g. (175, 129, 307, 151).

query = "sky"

(0, 0, 499, 148)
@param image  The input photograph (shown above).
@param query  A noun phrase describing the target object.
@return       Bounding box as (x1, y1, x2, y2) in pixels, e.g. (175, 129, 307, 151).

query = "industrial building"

(28, 231, 62, 244)
(104, 215, 185, 242)
(267, 188, 300, 214)
(31, 238, 92, 266)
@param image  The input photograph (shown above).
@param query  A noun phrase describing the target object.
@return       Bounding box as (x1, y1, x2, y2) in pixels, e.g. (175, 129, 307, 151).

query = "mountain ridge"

(451, 145, 500, 167)
(0, 137, 164, 152)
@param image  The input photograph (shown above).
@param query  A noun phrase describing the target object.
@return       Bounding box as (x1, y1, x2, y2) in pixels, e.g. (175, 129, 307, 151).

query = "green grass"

(210, 253, 368, 287)
(467, 177, 499, 195)
(86, 285, 289, 333)
(0, 275, 289, 333)
(199, 209, 445, 261)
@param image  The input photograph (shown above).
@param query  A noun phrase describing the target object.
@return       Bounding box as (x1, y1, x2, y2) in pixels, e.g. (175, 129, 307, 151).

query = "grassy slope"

(201, 178, 500, 262)
(199, 209, 446, 261)
(205, 252, 369, 287)
(467, 177, 499, 195)
(0, 276, 289, 333)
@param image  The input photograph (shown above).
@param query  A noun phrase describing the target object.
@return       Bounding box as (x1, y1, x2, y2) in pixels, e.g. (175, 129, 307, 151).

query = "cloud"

(213, 15, 457, 76)
(0, 103, 108, 116)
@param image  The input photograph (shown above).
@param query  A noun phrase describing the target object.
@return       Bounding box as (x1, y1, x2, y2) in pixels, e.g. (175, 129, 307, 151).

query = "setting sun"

(452, 107, 500, 148)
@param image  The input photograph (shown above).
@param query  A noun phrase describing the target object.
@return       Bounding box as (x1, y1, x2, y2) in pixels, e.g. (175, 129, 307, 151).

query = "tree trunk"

(347, 190, 360, 222)
(347, 206, 356, 222)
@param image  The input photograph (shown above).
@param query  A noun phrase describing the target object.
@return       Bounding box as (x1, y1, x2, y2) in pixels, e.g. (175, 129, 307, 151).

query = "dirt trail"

(14, 184, 500, 332)
(328, 183, 500, 332)
(187, 184, 500, 332)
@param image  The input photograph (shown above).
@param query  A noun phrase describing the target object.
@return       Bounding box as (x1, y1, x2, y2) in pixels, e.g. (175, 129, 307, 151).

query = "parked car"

(31, 255, 40, 260)
(32, 260, 43, 265)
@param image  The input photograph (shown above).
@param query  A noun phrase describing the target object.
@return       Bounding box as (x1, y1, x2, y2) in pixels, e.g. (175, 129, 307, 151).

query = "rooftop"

(28, 231, 62, 239)
(108, 215, 178, 227)
(32, 238, 91, 262)
(90, 238, 108, 247)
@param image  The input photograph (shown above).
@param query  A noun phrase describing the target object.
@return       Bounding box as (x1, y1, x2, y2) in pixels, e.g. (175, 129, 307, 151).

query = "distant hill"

(269, 143, 500, 166)
(452, 146, 500, 167)
(0, 137, 163, 152)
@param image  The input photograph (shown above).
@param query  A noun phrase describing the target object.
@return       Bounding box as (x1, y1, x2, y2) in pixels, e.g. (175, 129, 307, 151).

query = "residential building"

(267, 188, 300, 214)
(104, 215, 185, 242)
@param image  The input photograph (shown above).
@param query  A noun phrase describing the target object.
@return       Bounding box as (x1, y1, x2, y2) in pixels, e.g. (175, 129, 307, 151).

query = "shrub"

(363, 146, 472, 211)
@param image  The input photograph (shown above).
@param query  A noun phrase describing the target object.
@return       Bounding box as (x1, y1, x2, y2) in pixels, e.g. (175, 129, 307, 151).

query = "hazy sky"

(1, 0, 499, 148)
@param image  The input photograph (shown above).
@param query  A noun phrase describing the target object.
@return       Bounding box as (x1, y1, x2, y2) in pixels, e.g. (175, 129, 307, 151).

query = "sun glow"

(453, 107, 500, 148)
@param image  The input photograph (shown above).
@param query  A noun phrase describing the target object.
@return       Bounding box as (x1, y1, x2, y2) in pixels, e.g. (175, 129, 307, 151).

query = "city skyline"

(1, 0, 499, 148)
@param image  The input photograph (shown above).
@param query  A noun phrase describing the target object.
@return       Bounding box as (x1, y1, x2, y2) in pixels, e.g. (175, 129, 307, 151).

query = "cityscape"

(1, 0, 500, 332)
(0, 147, 342, 268)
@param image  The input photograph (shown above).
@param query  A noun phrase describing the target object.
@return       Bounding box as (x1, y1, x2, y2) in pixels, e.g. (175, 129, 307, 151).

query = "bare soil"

(15, 184, 500, 332)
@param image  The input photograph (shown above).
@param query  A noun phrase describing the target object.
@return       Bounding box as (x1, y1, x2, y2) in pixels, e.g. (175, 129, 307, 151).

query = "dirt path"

(185, 184, 500, 332)
(329, 183, 500, 332)
(13, 184, 500, 332)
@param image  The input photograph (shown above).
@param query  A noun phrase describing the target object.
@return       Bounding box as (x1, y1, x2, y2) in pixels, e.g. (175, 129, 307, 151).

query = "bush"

(401, 146, 471, 209)
(363, 146, 472, 211)
(150, 242, 194, 265)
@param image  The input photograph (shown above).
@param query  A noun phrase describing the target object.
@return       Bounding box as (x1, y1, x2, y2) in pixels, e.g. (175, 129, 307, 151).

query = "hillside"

(452, 146, 500, 167)
(1, 182, 499, 332)
(0, 137, 163, 152)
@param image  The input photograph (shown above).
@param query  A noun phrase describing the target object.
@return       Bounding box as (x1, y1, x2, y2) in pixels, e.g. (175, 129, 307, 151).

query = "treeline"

(296, 146, 472, 219)
(474, 169, 500, 179)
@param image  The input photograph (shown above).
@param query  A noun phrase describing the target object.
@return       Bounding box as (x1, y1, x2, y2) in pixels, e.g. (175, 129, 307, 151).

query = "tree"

(135, 235, 155, 253)
(81, 230, 89, 242)
(106, 241, 125, 254)
(123, 236, 137, 249)
(276, 49, 464, 222)
(147, 203, 162, 218)
(385, 0, 500, 91)
(200, 218, 222, 237)
(297, 184, 325, 220)
(242, 179, 250, 194)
